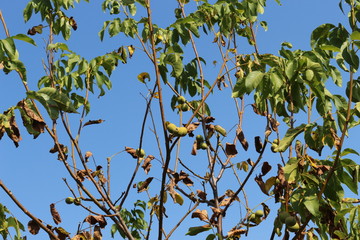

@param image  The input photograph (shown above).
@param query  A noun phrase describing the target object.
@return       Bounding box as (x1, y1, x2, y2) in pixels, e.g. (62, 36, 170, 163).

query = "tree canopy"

(0, 0, 359, 240)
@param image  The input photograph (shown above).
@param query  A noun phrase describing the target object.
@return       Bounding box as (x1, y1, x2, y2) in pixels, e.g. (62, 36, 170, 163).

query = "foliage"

(0, 0, 360, 240)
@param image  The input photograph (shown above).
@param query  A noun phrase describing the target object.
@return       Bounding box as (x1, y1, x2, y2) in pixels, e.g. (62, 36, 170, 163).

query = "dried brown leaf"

(85, 151, 92, 162)
(191, 209, 208, 221)
(277, 164, 286, 185)
(69, 17, 78, 31)
(219, 197, 232, 207)
(225, 143, 238, 157)
(50, 203, 61, 225)
(251, 103, 266, 116)
(261, 162, 272, 176)
(125, 147, 138, 159)
(137, 177, 153, 193)
(83, 215, 107, 228)
(191, 141, 197, 155)
(28, 219, 41, 235)
(227, 228, 246, 238)
(179, 171, 194, 186)
(247, 158, 255, 167)
(236, 128, 249, 151)
(76, 169, 91, 182)
(93, 225, 102, 240)
(204, 116, 215, 123)
(186, 122, 200, 135)
(225, 189, 239, 201)
(196, 190, 207, 200)
(54, 227, 69, 240)
(255, 136, 263, 153)
(255, 175, 269, 195)
(8, 115, 21, 147)
(268, 115, 280, 132)
(83, 119, 105, 127)
(142, 155, 155, 174)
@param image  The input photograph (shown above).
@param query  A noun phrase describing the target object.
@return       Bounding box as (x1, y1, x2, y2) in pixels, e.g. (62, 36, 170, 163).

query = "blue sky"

(0, 0, 355, 239)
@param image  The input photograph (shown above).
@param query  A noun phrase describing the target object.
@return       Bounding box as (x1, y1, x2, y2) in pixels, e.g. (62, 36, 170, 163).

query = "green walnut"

(65, 197, 74, 204)
(285, 216, 297, 227)
(199, 142, 208, 150)
(166, 123, 178, 134)
(305, 69, 314, 80)
(287, 222, 300, 232)
(177, 96, 186, 104)
(176, 127, 188, 137)
(214, 125, 227, 137)
(74, 198, 81, 206)
(181, 103, 190, 112)
(255, 210, 264, 217)
(278, 211, 291, 223)
(196, 135, 204, 142)
(136, 148, 146, 158)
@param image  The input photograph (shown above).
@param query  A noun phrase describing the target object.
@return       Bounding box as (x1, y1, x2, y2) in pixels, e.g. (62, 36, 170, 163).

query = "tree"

(0, 0, 359, 239)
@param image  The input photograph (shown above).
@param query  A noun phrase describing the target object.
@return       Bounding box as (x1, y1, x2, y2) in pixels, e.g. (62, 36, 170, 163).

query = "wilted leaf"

(27, 24, 43, 35)
(142, 155, 155, 174)
(204, 116, 215, 123)
(236, 127, 249, 151)
(219, 198, 232, 207)
(227, 228, 246, 238)
(93, 225, 102, 240)
(69, 17, 77, 30)
(76, 169, 91, 182)
(127, 45, 135, 58)
(255, 175, 270, 195)
(85, 151, 92, 162)
(225, 189, 239, 201)
(179, 171, 194, 186)
(28, 219, 40, 235)
(186, 122, 200, 137)
(83, 215, 107, 228)
(83, 119, 105, 127)
(137, 177, 153, 193)
(237, 161, 249, 172)
(191, 209, 208, 221)
(17, 100, 45, 138)
(254, 136, 263, 153)
(247, 158, 255, 167)
(54, 227, 70, 240)
(125, 146, 137, 158)
(50, 203, 61, 225)
(185, 225, 212, 236)
(269, 115, 280, 132)
(191, 141, 197, 155)
(225, 143, 238, 157)
(261, 162, 272, 176)
(277, 164, 286, 185)
(196, 190, 207, 200)
(137, 72, 150, 83)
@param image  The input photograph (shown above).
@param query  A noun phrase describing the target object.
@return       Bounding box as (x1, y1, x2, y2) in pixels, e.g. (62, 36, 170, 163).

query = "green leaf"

(283, 157, 299, 183)
(12, 34, 36, 46)
(137, 72, 150, 83)
(245, 71, 264, 94)
(47, 43, 71, 52)
(186, 225, 212, 236)
(304, 194, 320, 217)
(274, 124, 306, 152)
(163, 54, 183, 77)
(342, 47, 359, 71)
(350, 31, 360, 40)
(341, 148, 359, 157)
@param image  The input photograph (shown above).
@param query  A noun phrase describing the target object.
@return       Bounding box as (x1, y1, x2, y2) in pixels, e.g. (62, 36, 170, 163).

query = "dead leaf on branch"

(227, 228, 246, 238)
(85, 151, 92, 162)
(204, 116, 215, 123)
(261, 162, 272, 176)
(236, 127, 249, 151)
(28, 219, 41, 235)
(83, 119, 105, 127)
(225, 189, 239, 201)
(277, 164, 286, 185)
(219, 197, 232, 207)
(125, 146, 138, 159)
(142, 155, 155, 174)
(54, 227, 70, 240)
(191, 209, 209, 222)
(185, 122, 200, 137)
(50, 203, 61, 225)
(196, 190, 207, 200)
(76, 169, 92, 182)
(255, 136, 263, 153)
(93, 225, 102, 240)
(69, 16, 77, 31)
(7, 115, 22, 147)
(225, 143, 238, 157)
(191, 141, 197, 155)
(247, 158, 255, 167)
(137, 177, 153, 193)
(83, 215, 107, 228)
(17, 100, 45, 138)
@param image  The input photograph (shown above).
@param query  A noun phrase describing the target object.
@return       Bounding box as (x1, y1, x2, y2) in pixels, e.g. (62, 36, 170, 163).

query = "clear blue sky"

(0, 0, 352, 239)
